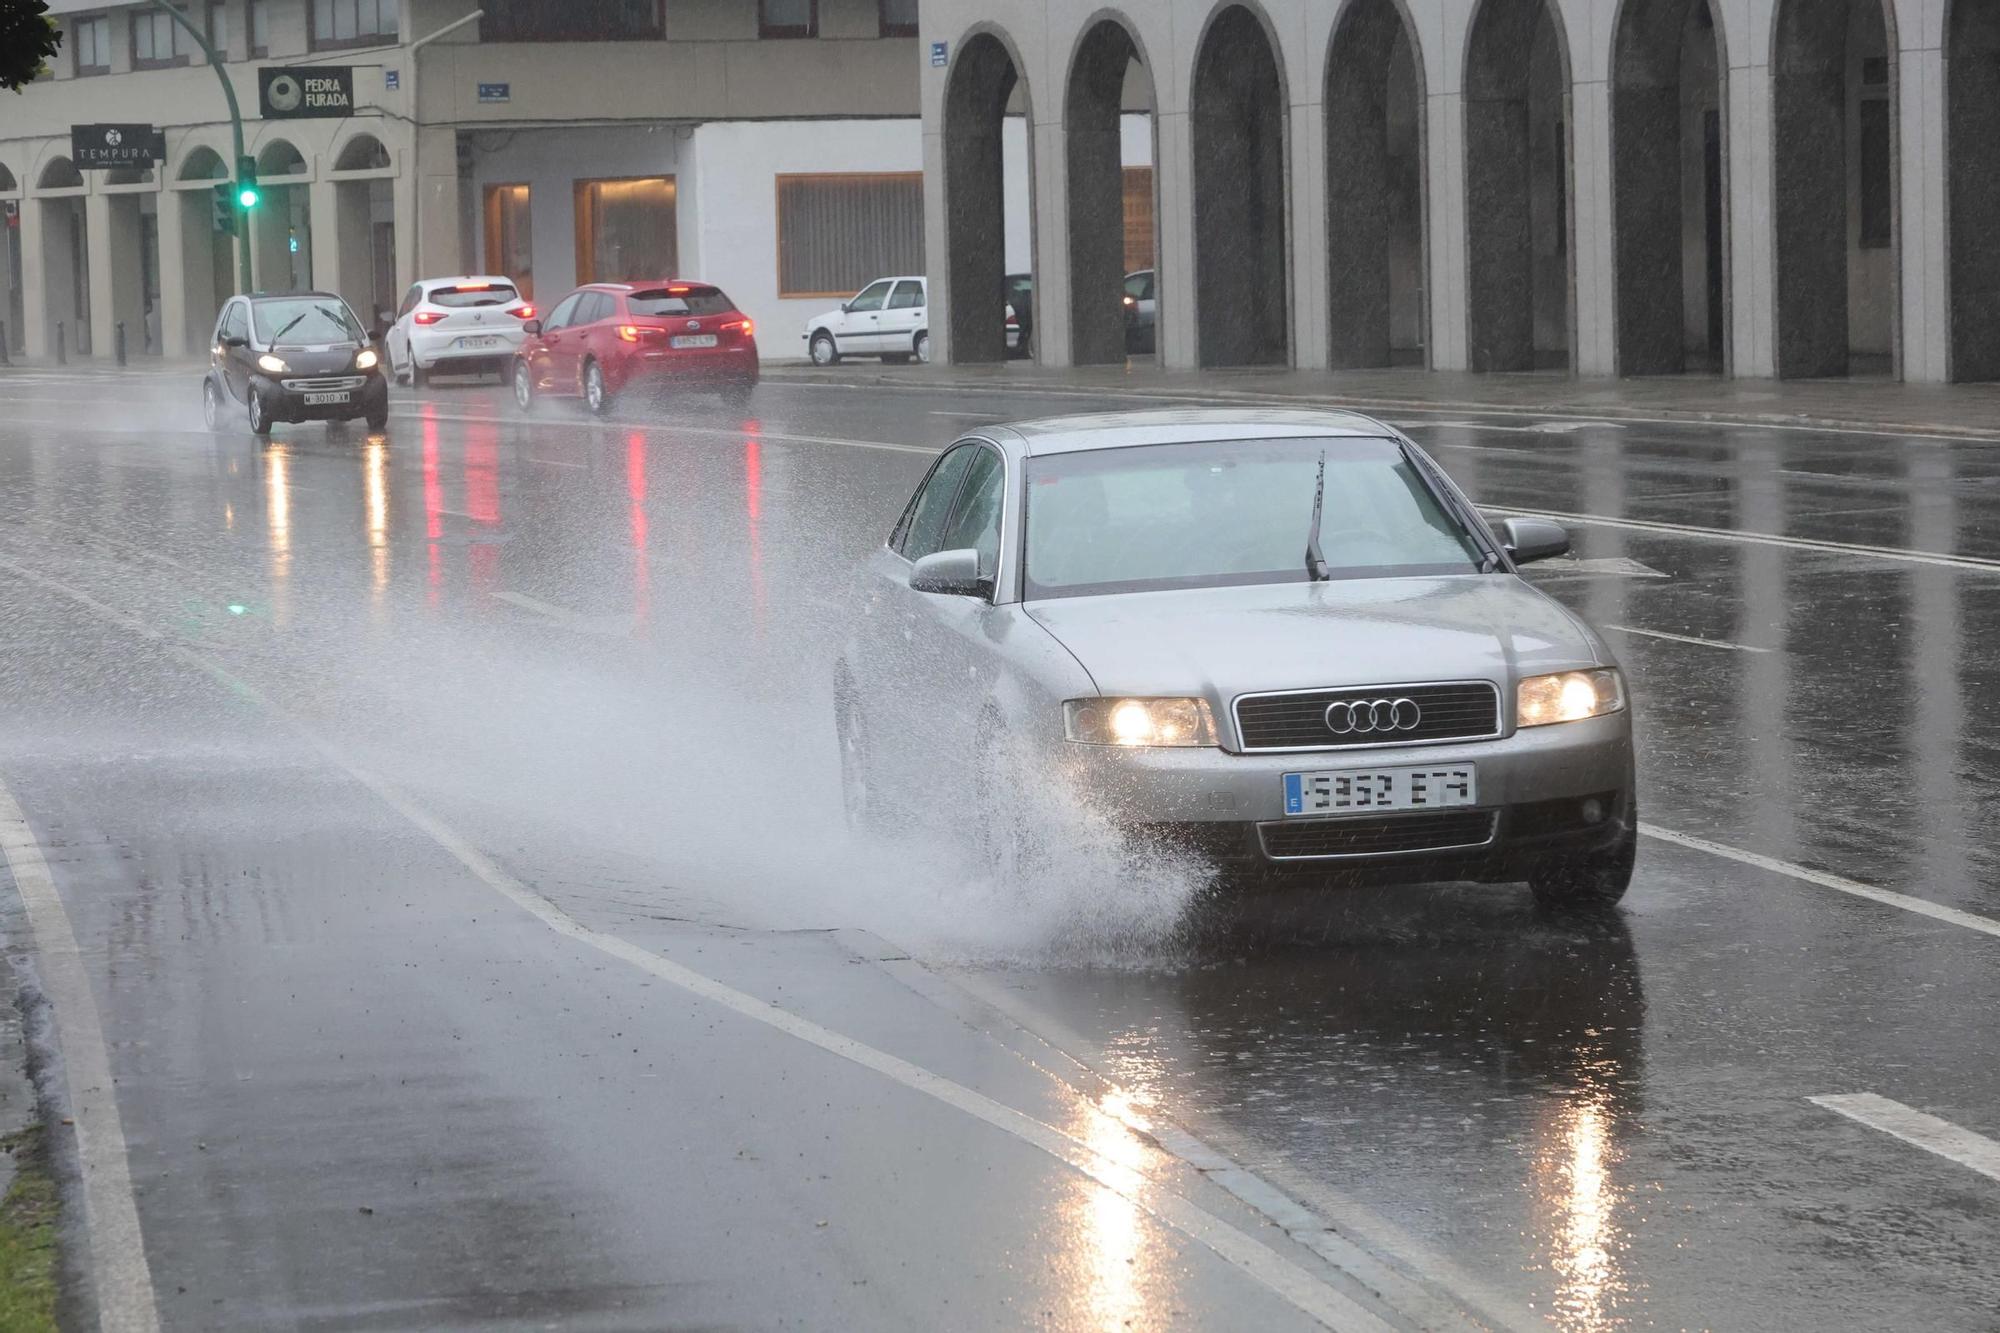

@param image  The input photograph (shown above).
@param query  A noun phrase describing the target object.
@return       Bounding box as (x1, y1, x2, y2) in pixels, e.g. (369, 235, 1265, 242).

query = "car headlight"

(1064, 698, 1217, 747)
(354, 347, 379, 371)
(257, 354, 288, 374)
(1517, 669, 1625, 727)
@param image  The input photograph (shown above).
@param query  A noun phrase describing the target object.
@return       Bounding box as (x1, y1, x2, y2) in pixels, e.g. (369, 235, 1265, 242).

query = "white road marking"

(1493, 508, 2000, 575)
(1808, 1093, 2000, 1184)
(0, 551, 1404, 1333)
(1639, 823, 2000, 940)
(525, 455, 585, 468)
(489, 589, 634, 637)
(928, 410, 1000, 419)
(0, 783, 162, 1333)
(1602, 624, 1771, 653)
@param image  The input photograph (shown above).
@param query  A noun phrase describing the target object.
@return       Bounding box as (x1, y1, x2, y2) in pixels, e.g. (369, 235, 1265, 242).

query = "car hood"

(266, 345, 368, 375)
(1023, 576, 1608, 699)
(804, 307, 843, 332)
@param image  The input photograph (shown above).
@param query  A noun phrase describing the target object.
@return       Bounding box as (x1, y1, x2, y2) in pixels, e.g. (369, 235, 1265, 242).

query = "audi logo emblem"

(1324, 698, 1422, 734)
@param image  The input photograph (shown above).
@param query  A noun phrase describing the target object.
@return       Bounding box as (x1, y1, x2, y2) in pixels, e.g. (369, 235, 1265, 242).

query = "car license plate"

(670, 334, 718, 349)
(1283, 764, 1477, 816)
(457, 335, 502, 349)
(302, 391, 350, 406)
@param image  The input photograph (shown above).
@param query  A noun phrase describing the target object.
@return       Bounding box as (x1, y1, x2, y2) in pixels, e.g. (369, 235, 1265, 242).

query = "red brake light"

(666, 285, 690, 295)
(413, 310, 446, 325)
(722, 318, 754, 337)
(512, 304, 536, 319)
(617, 325, 641, 342)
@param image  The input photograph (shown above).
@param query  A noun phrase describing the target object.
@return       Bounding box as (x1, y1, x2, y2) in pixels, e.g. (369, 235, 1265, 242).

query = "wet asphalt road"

(0, 364, 1997, 1330)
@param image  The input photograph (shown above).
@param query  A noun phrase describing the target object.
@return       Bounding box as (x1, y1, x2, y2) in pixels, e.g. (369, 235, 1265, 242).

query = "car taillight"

(617, 325, 641, 342)
(413, 311, 446, 325)
(511, 304, 535, 319)
(721, 318, 754, 338)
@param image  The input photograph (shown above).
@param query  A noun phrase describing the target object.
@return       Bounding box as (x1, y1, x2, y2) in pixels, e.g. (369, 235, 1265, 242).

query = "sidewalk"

(760, 360, 2000, 440)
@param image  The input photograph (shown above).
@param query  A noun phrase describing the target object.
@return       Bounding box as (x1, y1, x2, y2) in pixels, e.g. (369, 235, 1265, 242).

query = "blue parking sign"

(930, 41, 948, 68)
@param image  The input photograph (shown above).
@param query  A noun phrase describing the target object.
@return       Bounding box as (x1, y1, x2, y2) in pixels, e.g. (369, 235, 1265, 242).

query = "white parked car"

(804, 276, 929, 366)
(384, 276, 536, 386)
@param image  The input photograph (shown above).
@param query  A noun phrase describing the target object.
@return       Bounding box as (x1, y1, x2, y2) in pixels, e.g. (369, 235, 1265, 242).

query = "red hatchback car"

(511, 280, 759, 415)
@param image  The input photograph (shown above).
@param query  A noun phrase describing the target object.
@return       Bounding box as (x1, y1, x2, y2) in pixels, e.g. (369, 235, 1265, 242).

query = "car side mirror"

(1499, 516, 1571, 565)
(222, 335, 248, 349)
(521, 319, 542, 336)
(909, 548, 989, 597)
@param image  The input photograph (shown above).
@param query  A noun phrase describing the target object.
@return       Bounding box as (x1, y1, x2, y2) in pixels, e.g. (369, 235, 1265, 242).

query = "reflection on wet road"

(0, 370, 1996, 1328)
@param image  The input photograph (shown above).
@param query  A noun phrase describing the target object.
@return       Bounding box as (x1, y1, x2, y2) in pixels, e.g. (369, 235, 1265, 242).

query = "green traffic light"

(237, 185, 259, 209)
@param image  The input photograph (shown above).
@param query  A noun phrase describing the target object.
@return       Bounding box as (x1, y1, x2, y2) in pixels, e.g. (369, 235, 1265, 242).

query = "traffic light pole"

(154, 2, 254, 293)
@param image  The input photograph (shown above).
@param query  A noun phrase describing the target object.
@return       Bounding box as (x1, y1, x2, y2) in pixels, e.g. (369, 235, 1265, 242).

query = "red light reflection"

(626, 431, 650, 624)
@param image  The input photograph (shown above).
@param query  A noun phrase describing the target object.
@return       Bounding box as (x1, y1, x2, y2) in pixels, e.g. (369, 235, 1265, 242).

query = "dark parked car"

(512, 279, 758, 415)
(202, 292, 389, 436)
(1124, 269, 1156, 354)
(1004, 272, 1034, 359)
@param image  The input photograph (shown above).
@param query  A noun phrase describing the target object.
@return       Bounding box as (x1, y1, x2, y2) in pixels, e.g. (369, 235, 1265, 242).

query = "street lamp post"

(153, 1, 255, 292)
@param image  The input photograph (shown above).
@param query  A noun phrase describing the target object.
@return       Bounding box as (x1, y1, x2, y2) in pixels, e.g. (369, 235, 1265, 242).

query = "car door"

(880, 280, 924, 356)
(534, 292, 586, 393)
(840, 280, 893, 354)
(387, 284, 421, 370)
(219, 300, 252, 402)
(570, 291, 615, 385)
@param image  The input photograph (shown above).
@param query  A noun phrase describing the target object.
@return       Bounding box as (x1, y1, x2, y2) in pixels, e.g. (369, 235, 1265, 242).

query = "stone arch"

(1463, 0, 1574, 371)
(0, 162, 18, 194)
(177, 145, 230, 181)
(333, 132, 392, 172)
(1065, 12, 1157, 365)
(943, 27, 1034, 363)
(1325, 0, 1428, 368)
(1771, 0, 1900, 378)
(1612, 0, 1729, 374)
(36, 157, 84, 191)
(1191, 2, 1290, 366)
(255, 137, 309, 177)
(1947, 0, 2000, 380)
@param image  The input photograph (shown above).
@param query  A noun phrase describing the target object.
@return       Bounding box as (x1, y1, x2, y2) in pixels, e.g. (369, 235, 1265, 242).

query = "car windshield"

(428, 284, 518, 308)
(627, 286, 735, 316)
(252, 298, 362, 346)
(1022, 436, 1484, 599)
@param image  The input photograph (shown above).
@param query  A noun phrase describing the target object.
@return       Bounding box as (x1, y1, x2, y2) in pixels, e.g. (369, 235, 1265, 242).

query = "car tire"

(512, 360, 536, 414)
(583, 359, 613, 417)
(1528, 806, 1637, 911)
(882, 352, 911, 365)
(833, 668, 875, 833)
(410, 362, 428, 390)
(365, 404, 389, 432)
(970, 722, 1046, 884)
(914, 331, 931, 364)
(201, 378, 224, 432)
(247, 387, 272, 437)
(809, 330, 840, 366)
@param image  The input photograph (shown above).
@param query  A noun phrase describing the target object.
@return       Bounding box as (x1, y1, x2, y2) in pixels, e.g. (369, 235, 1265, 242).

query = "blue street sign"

(930, 41, 948, 68)
(384, 69, 400, 90)
(477, 82, 510, 104)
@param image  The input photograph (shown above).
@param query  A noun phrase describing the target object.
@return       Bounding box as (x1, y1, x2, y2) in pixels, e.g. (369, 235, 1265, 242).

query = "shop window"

(484, 184, 534, 298)
(1122, 167, 1153, 274)
(879, 0, 916, 39)
(574, 177, 677, 284)
(760, 0, 816, 39)
(311, 0, 397, 51)
(481, 0, 662, 41)
(776, 172, 924, 298)
(72, 15, 112, 75)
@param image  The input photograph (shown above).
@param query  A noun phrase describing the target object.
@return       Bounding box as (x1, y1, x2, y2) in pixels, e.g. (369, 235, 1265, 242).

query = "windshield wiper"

(268, 311, 309, 344)
(1305, 450, 1330, 581)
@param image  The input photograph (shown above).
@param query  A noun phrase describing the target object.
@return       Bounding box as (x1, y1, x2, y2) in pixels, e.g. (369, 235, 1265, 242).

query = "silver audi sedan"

(833, 409, 1636, 910)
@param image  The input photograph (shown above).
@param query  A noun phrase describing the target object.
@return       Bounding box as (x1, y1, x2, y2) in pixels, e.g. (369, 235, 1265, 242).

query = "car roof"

(244, 291, 343, 302)
(420, 275, 517, 289)
(984, 408, 1398, 456)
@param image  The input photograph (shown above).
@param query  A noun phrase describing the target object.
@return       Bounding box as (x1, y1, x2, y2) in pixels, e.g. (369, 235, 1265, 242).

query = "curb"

(758, 367, 2000, 442)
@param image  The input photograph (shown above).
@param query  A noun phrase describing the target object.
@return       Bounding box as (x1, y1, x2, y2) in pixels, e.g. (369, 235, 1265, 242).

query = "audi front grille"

(1257, 809, 1499, 861)
(1233, 681, 1502, 752)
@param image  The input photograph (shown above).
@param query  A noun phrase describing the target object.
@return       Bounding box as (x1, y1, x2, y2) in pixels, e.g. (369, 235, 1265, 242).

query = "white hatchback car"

(804, 276, 929, 366)
(384, 276, 535, 386)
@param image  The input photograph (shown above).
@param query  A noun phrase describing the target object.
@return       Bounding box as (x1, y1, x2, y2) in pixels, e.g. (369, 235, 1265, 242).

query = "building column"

(85, 191, 119, 360)
(309, 177, 341, 293)
(157, 186, 190, 358)
(1034, 114, 1072, 367)
(413, 125, 461, 281)
(1570, 77, 1617, 376)
(921, 121, 952, 363)
(19, 197, 50, 360)
(1290, 94, 1329, 372)
(1726, 59, 1777, 378)
(1154, 106, 1198, 371)
(1425, 90, 1471, 371)
(1898, 39, 1949, 383)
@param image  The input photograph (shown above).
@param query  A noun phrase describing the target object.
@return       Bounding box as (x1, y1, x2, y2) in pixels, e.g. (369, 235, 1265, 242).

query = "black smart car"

(202, 291, 390, 436)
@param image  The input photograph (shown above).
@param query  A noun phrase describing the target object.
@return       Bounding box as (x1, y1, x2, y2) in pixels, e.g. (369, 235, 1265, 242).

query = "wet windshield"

(1023, 437, 1484, 598)
(253, 299, 363, 346)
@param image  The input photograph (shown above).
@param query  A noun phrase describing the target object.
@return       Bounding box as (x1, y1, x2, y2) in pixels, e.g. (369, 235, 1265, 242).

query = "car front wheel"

(1528, 809, 1637, 911)
(810, 331, 839, 366)
(247, 387, 272, 437)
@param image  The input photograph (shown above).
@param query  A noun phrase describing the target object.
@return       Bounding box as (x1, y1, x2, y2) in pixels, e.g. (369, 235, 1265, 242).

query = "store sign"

(259, 66, 355, 118)
(70, 124, 166, 170)
(477, 82, 510, 103)
(930, 41, 948, 68)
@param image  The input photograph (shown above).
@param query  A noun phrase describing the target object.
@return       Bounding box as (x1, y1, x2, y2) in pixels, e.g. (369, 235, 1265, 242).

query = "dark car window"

(887, 281, 924, 311)
(427, 283, 519, 308)
(937, 446, 1005, 574)
(252, 298, 361, 347)
(847, 280, 892, 314)
(397, 285, 422, 319)
(897, 445, 978, 560)
(627, 286, 734, 317)
(1125, 271, 1153, 300)
(543, 293, 583, 332)
(1023, 437, 1484, 599)
(577, 292, 614, 325)
(220, 302, 248, 341)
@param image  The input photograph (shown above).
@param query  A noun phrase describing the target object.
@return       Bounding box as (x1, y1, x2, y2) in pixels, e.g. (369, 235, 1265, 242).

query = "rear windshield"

(627, 286, 735, 317)
(428, 284, 518, 308)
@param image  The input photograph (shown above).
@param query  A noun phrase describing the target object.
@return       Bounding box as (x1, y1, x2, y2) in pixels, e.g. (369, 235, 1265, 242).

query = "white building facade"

(916, 0, 2000, 383)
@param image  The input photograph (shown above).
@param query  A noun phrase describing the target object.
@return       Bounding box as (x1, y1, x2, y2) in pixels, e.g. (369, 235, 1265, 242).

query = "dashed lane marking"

(1809, 1094, 2000, 1184)
(1492, 508, 2000, 575)
(1602, 624, 1772, 653)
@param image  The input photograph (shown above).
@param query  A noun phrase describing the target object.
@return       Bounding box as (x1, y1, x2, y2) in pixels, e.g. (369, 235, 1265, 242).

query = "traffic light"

(235, 155, 260, 211)
(210, 183, 237, 236)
